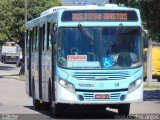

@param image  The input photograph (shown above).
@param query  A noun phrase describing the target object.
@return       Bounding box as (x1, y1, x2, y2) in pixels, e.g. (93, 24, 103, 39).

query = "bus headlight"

(128, 78, 142, 93)
(58, 77, 75, 93)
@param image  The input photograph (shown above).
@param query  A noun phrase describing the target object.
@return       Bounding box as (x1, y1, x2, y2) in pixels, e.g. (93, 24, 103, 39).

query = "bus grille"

(82, 93, 121, 101)
(73, 71, 131, 80)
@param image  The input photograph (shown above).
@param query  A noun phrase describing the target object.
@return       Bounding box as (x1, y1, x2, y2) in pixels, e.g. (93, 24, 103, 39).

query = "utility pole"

(147, 38, 152, 86)
(25, 0, 27, 25)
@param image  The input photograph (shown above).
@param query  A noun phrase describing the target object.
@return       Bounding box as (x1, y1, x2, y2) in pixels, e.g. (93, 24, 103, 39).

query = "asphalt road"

(0, 62, 160, 120)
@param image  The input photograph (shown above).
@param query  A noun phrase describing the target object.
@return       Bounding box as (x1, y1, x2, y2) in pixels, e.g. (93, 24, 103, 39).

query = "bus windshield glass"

(57, 27, 142, 69)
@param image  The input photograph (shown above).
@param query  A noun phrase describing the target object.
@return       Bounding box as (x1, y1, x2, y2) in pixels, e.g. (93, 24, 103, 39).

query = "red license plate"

(95, 94, 109, 99)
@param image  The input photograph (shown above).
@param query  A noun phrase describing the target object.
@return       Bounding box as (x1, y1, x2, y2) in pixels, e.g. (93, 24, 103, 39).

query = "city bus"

(25, 4, 143, 116)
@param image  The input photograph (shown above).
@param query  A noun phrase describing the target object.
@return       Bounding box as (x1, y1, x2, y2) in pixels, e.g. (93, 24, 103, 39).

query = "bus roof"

(26, 4, 140, 29)
(40, 4, 137, 16)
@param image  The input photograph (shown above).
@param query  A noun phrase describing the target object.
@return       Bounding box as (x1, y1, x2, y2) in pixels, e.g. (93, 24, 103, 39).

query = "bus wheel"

(3, 59, 6, 64)
(40, 82, 52, 110)
(118, 104, 130, 116)
(52, 104, 64, 117)
(32, 83, 41, 110)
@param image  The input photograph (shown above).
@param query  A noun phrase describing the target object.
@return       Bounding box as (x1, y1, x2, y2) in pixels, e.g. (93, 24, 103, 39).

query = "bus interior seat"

(129, 52, 138, 63)
(117, 52, 132, 67)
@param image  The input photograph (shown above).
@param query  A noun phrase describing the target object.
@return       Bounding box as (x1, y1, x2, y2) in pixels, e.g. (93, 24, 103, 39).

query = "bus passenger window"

(36, 27, 39, 51)
(42, 24, 45, 51)
(31, 29, 34, 52)
(46, 22, 51, 51)
(34, 27, 37, 52)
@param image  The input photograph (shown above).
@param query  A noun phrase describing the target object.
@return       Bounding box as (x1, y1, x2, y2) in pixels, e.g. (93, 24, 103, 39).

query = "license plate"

(95, 94, 109, 99)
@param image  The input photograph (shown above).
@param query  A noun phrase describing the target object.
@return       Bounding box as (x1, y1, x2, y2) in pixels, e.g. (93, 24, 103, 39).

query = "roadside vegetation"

(0, 0, 62, 49)
(0, 0, 160, 47)
(144, 84, 160, 90)
(19, 75, 25, 81)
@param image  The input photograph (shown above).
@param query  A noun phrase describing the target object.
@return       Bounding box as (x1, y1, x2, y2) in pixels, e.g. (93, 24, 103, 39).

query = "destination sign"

(62, 10, 138, 22)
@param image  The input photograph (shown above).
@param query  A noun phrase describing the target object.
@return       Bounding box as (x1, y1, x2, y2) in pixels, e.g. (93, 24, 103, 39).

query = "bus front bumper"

(55, 82, 143, 105)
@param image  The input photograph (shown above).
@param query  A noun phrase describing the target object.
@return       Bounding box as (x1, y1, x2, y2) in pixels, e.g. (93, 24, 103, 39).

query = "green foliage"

(27, 0, 62, 21)
(1, 0, 159, 47)
(0, 0, 62, 48)
(129, 0, 160, 41)
(19, 75, 25, 81)
(144, 84, 160, 90)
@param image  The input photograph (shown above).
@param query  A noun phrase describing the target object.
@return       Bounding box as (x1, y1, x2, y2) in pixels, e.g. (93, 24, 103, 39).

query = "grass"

(144, 84, 160, 90)
(19, 75, 25, 81)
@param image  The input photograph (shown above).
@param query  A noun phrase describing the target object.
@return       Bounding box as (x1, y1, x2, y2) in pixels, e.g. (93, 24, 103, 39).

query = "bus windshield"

(57, 27, 142, 69)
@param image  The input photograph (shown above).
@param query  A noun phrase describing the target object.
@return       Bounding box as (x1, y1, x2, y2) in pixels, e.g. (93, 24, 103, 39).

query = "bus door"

(38, 24, 45, 100)
(50, 23, 57, 101)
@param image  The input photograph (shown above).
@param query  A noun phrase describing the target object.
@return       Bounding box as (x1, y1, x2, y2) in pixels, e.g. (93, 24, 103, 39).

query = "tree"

(129, 0, 160, 42)
(129, 0, 160, 85)
(141, 0, 160, 41)
(0, 0, 62, 49)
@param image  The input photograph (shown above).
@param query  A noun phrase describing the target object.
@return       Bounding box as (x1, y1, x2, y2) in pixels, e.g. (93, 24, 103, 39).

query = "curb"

(144, 89, 160, 91)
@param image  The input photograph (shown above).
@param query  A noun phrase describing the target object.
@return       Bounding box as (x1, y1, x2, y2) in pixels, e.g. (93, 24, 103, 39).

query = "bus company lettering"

(67, 55, 87, 61)
(79, 84, 96, 87)
(72, 13, 102, 21)
(72, 13, 128, 21)
(103, 13, 128, 20)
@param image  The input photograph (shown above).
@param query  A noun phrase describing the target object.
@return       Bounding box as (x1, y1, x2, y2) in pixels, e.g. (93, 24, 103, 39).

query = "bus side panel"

(25, 30, 32, 96)
(38, 27, 43, 100)
(25, 30, 29, 95)
(41, 23, 48, 102)
(41, 22, 54, 102)
(51, 42, 56, 101)
(41, 51, 51, 102)
(41, 22, 56, 102)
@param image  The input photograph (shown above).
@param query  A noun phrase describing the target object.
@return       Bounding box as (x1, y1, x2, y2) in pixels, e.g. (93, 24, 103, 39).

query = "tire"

(44, 80, 52, 110)
(143, 76, 147, 81)
(118, 104, 130, 116)
(52, 104, 67, 117)
(52, 104, 62, 117)
(3, 59, 6, 64)
(33, 97, 41, 110)
(32, 82, 41, 110)
(1, 56, 3, 63)
(41, 102, 51, 110)
(19, 65, 25, 75)
(41, 81, 52, 110)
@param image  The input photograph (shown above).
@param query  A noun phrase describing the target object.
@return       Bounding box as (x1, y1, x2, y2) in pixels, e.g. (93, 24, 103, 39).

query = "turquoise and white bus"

(25, 4, 143, 116)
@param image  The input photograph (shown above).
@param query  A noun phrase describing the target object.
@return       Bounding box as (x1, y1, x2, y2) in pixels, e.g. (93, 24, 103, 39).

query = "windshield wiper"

(78, 23, 94, 46)
(105, 24, 123, 56)
(110, 23, 123, 46)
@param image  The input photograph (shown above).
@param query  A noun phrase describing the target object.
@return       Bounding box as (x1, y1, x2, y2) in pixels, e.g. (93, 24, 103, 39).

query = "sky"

(60, 0, 109, 5)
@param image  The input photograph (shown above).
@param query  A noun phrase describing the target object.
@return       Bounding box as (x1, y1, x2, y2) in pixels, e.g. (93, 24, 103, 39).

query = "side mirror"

(143, 34, 149, 48)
